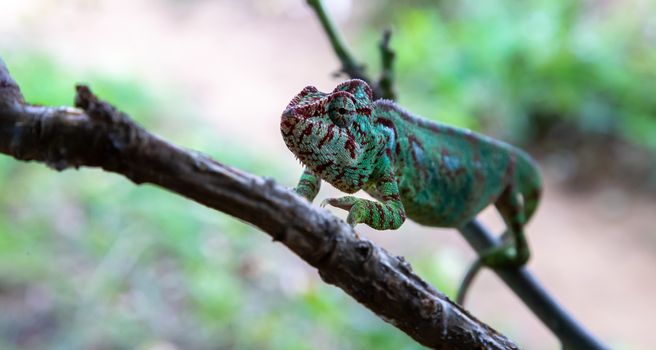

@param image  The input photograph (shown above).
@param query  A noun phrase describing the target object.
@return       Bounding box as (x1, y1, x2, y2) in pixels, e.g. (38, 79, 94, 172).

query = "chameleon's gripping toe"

(456, 238, 531, 305)
(480, 244, 529, 268)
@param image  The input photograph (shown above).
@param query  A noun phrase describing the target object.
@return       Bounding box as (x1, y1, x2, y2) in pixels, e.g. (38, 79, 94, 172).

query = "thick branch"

(0, 59, 518, 349)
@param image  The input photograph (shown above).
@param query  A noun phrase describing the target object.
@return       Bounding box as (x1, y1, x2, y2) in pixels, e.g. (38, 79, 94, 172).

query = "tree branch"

(306, 0, 367, 80)
(0, 59, 518, 349)
(377, 28, 397, 100)
(306, 0, 397, 101)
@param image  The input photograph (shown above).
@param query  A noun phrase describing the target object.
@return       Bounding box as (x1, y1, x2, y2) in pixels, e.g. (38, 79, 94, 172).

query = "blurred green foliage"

(3, 0, 652, 348)
(362, 0, 656, 188)
(0, 52, 454, 349)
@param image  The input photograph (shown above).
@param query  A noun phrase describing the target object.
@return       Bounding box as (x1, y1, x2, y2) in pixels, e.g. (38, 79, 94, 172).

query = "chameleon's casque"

(281, 81, 381, 194)
(281, 79, 542, 271)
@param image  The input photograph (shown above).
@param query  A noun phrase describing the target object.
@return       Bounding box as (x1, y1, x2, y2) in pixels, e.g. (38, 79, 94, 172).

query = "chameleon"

(280, 79, 541, 300)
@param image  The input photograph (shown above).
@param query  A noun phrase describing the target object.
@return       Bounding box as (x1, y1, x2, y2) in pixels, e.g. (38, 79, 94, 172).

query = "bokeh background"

(1, 0, 655, 349)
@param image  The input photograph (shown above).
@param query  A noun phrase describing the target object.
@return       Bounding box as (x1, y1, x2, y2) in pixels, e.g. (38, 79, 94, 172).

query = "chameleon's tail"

(456, 258, 482, 305)
(516, 150, 542, 222)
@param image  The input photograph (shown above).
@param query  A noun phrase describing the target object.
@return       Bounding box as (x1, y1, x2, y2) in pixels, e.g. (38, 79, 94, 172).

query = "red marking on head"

(286, 86, 319, 109)
(334, 79, 373, 101)
(300, 86, 317, 97)
(297, 123, 314, 144)
(280, 120, 295, 136)
(351, 122, 367, 140)
(356, 107, 371, 116)
(317, 125, 335, 149)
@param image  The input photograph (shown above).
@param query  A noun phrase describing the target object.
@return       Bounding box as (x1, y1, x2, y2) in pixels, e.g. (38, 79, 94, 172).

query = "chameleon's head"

(281, 79, 382, 191)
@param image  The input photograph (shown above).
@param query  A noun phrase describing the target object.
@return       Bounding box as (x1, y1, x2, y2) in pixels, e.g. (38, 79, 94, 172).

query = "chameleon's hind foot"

(456, 244, 529, 305)
(479, 244, 529, 269)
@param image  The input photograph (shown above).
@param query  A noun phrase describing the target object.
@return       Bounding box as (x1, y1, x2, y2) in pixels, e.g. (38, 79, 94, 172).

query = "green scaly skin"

(280, 79, 542, 274)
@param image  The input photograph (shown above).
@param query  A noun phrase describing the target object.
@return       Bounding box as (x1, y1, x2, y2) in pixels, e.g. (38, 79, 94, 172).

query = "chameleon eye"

(329, 107, 353, 128)
(328, 95, 355, 128)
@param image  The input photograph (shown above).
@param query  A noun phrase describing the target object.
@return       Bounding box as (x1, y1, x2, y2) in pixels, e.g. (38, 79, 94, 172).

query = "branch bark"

(0, 59, 519, 349)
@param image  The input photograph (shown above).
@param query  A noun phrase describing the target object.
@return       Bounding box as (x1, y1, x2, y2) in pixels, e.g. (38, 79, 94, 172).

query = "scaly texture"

(281, 79, 542, 278)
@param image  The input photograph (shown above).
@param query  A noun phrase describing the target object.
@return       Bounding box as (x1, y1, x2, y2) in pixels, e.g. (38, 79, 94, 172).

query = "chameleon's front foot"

(293, 168, 321, 202)
(321, 196, 405, 230)
(321, 197, 359, 227)
(294, 185, 317, 201)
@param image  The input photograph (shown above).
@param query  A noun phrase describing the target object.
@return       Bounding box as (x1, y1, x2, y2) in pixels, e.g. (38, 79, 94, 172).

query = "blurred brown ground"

(1, 0, 653, 349)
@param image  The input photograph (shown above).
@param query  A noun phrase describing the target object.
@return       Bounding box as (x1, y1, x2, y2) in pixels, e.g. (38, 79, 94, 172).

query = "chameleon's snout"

(280, 108, 298, 136)
(281, 108, 295, 119)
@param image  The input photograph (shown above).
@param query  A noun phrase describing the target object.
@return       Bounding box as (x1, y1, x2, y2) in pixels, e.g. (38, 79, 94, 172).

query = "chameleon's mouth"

(280, 85, 327, 139)
(280, 111, 299, 139)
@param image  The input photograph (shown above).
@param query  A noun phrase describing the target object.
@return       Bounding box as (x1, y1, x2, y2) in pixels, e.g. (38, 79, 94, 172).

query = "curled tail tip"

(456, 259, 484, 306)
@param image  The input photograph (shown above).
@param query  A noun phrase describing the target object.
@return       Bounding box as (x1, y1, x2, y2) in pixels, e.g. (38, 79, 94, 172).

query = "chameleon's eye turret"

(333, 79, 373, 103)
(329, 107, 352, 128)
(328, 92, 355, 128)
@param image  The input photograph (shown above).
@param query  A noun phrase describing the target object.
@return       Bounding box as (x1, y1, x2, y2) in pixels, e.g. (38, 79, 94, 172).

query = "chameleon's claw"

(291, 187, 310, 201)
(346, 212, 359, 227)
(321, 197, 356, 211)
(457, 244, 528, 305)
(480, 245, 528, 269)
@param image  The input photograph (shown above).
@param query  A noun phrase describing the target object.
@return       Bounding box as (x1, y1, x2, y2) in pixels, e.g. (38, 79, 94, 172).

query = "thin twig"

(459, 222, 609, 350)
(0, 58, 519, 350)
(377, 28, 396, 100)
(306, 0, 368, 81)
